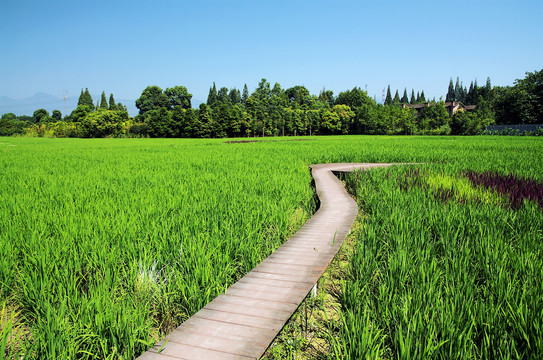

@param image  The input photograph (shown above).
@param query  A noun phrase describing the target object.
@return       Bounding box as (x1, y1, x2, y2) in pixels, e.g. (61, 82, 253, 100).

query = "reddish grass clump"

(463, 170, 543, 209)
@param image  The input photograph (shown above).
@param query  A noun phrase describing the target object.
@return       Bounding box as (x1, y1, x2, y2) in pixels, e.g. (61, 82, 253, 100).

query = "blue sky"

(1, 0, 542, 105)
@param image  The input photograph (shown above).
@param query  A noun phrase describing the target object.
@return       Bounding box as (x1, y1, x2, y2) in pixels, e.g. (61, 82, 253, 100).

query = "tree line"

(1, 69, 541, 137)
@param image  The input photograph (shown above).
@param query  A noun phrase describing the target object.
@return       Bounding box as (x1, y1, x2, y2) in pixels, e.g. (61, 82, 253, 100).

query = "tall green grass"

(1, 136, 542, 358)
(334, 164, 543, 358)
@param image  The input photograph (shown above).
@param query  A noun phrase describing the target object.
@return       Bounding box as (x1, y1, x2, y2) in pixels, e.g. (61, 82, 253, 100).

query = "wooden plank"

(158, 332, 262, 358)
(193, 308, 286, 330)
(206, 295, 296, 319)
(137, 163, 398, 360)
(175, 317, 276, 345)
(149, 342, 254, 360)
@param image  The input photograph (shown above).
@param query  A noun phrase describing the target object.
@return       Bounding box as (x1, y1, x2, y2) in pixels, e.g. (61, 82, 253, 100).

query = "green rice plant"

(333, 164, 543, 359)
(0, 135, 542, 358)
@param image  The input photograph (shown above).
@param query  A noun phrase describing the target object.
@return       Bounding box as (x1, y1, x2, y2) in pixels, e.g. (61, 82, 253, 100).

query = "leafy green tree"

(0, 113, 25, 136)
(99, 91, 108, 109)
(229, 88, 242, 105)
(52, 110, 62, 121)
(271, 83, 287, 107)
(285, 85, 311, 108)
(109, 94, 117, 111)
(195, 104, 213, 138)
(254, 79, 271, 104)
(172, 106, 196, 137)
(451, 106, 494, 135)
(146, 107, 174, 137)
(384, 85, 392, 105)
(493, 68, 543, 125)
(165, 85, 192, 109)
(33, 108, 50, 123)
(418, 102, 450, 134)
(401, 88, 409, 104)
(135, 86, 169, 116)
(229, 103, 245, 136)
(332, 104, 355, 134)
(79, 110, 124, 137)
(318, 88, 334, 107)
(410, 89, 416, 104)
(320, 110, 341, 134)
(216, 87, 230, 105)
(336, 87, 372, 109)
(69, 105, 92, 122)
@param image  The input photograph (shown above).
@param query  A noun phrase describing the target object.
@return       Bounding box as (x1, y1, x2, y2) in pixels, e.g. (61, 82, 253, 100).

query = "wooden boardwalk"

(138, 163, 394, 360)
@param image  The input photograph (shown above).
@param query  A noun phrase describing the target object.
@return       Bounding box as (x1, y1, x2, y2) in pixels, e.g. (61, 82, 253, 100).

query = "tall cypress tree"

(420, 90, 426, 103)
(393, 90, 400, 104)
(77, 89, 85, 106)
(384, 85, 392, 105)
(78, 88, 95, 110)
(454, 77, 462, 102)
(466, 82, 474, 104)
(401, 88, 409, 104)
(242, 84, 249, 105)
(109, 94, 117, 111)
(446, 78, 455, 102)
(99, 91, 108, 109)
(207, 82, 217, 106)
(410, 89, 416, 104)
(416, 91, 420, 103)
(484, 77, 492, 100)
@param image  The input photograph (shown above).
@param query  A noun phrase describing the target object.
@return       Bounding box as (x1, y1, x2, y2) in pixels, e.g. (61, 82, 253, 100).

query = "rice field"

(1, 136, 542, 359)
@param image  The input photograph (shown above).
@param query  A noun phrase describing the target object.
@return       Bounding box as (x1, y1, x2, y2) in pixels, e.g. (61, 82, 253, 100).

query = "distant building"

(403, 101, 477, 116)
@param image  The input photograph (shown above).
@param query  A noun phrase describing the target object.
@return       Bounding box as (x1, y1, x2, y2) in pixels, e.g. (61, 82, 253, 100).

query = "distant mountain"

(0, 92, 138, 117)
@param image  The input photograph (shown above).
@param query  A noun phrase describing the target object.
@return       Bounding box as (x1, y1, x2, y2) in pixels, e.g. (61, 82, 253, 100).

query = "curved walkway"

(138, 163, 395, 360)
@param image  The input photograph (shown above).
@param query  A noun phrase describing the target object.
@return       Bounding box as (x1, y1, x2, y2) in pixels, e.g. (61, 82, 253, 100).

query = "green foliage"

(241, 84, 249, 105)
(393, 89, 400, 105)
(285, 85, 311, 108)
(165, 85, 192, 109)
(0, 113, 26, 136)
(494, 69, 543, 125)
(79, 109, 125, 138)
(419, 90, 426, 103)
(335, 87, 371, 109)
(401, 88, 409, 104)
(1, 137, 542, 359)
(207, 82, 217, 107)
(78, 88, 95, 111)
(135, 86, 169, 116)
(446, 78, 455, 102)
(146, 107, 174, 137)
(69, 105, 93, 123)
(418, 102, 450, 134)
(109, 94, 117, 111)
(51, 110, 62, 121)
(33, 108, 50, 123)
(384, 85, 392, 105)
(99, 91, 108, 109)
(336, 154, 543, 358)
(451, 109, 494, 135)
